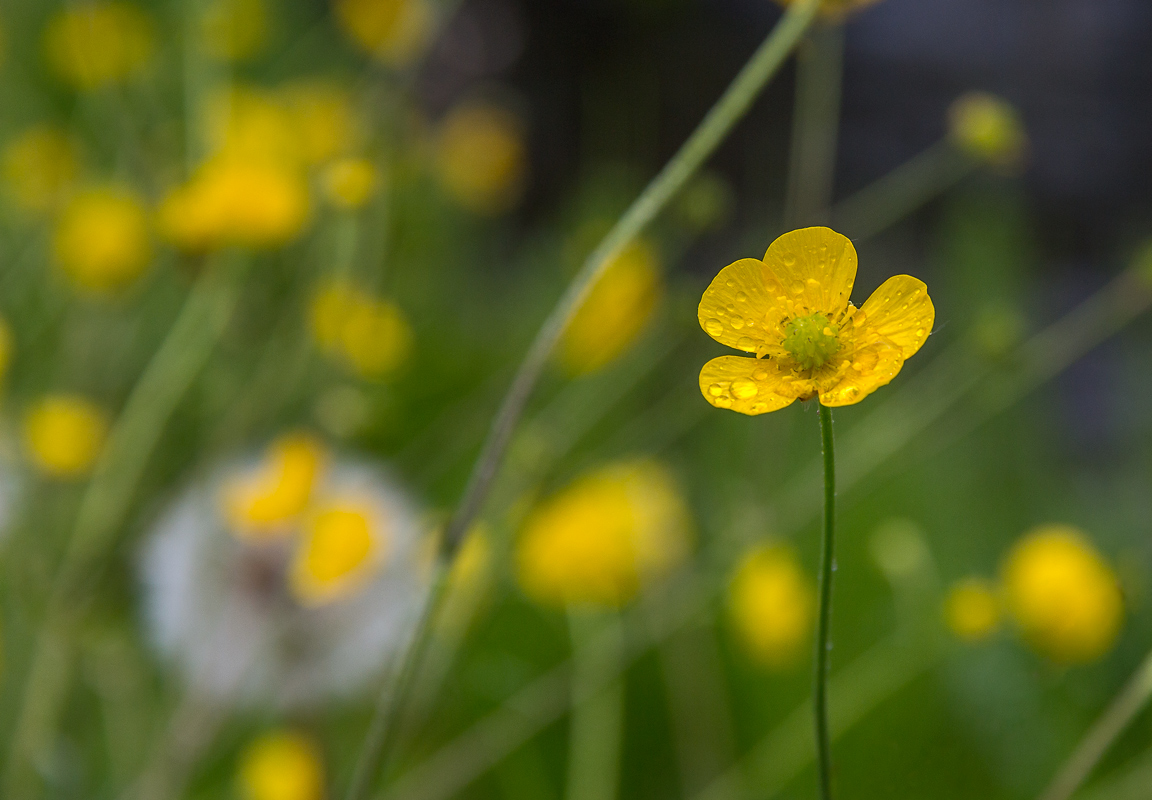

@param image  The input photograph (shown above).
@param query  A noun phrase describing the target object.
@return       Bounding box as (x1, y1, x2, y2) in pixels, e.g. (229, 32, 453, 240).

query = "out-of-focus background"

(0, 0, 1150, 799)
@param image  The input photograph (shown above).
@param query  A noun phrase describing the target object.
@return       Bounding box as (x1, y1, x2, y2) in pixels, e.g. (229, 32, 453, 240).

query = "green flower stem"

(565, 610, 625, 800)
(5, 254, 247, 798)
(1040, 648, 1152, 800)
(830, 141, 976, 240)
(814, 403, 836, 800)
(783, 22, 845, 228)
(441, 0, 821, 556)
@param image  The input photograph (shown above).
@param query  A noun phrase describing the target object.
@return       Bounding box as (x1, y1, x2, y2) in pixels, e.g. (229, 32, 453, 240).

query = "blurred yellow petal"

(945, 578, 1000, 642)
(2, 126, 79, 213)
(335, 0, 433, 66)
(697, 258, 788, 354)
(290, 502, 387, 605)
(817, 340, 904, 407)
(728, 544, 814, 668)
(435, 103, 527, 216)
(856, 275, 934, 358)
(24, 395, 108, 478)
(699, 355, 798, 415)
(762, 227, 857, 323)
(238, 730, 324, 800)
(44, 2, 154, 89)
(321, 157, 379, 209)
(53, 186, 152, 293)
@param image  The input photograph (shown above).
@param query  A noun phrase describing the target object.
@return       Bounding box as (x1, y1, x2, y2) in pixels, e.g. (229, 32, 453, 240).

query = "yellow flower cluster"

(237, 729, 324, 800)
(160, 81, 370, 251)
(516, 459, 692, 609)
(334, 0, 433, 67)
(558, 238, 663, 376)
(945, 525, 1124, 664)
(948, 92, 1027, 168)
(728, 544, 814, 667)
(53, 186, 152, 293)
(1, 126, 79, 214)
(221, 434, 395, 606)
(44, 2, 154, 90)
(310, 281, 414, 379)
(699, 227, 934, 412)
(435, 103, 528, 216)
(24, 394, 109, 478)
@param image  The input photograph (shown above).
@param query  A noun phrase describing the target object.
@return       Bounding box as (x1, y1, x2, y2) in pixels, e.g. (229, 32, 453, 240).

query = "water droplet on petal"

(730, 315, 745, 330)
(753, 369, 768, 381)
(791, 281, 805, 295)
(737, 336, 755, 350)
(704, 318, 724, 336)
(726, 279, 736, 288)
(708, 383, 725, 397)
(731, 379, 758, 399)
(735, 291, 748, 303)
(783, 253, 797, 266)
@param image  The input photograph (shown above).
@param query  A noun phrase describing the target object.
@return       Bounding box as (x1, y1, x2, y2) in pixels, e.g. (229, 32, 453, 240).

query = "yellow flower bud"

(516, 459, 691, 609)
(1002, 525, 1123, 663)
(2, 126, 79, 213)
(334, 0, 433, 66)
(321, 157, 379, 209)
(24, 394, 108, 478)
(948, 92, 1027, 167)
(309, 281, 413, 379)
(728, 544, 814, 668)
(53, 186, 152, 293)
(435, 103, 527, 216)
(944, 578, 1000, 642)
(223, 433, 327, 539)
(237, 730, 324, 800)
(559, 238, 662, 376)
(44, 2, 154, 90)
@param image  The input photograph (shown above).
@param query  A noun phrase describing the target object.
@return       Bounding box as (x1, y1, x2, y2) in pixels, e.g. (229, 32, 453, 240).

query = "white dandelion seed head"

(140, 440, 430, 709)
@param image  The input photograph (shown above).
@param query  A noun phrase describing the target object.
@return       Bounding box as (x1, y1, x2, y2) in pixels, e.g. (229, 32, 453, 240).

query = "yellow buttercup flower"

(201, 0, 269, 62)
(334, 0, 433, 66)
(238, 729, 324, 800)
(2, 125, 79, 213)
(24, 394, 108, 478)
(321, 157, 379, 209)
(944, 577, 1000, 642)
(728, 544, 814, 668)
(698, 227, 934, 413)
(44, 2, 154, 89)
(223, 434, 326, 539)
(53, 186, 152, 293)
(204, 86, 300, 166)
(309, 281, 413, 379)
(281, 81, 362, 166)
(158, 156, 310, 251)
(1002, 525, 1123, 664)
(435, 103, 527, 216)
(290, 498, 390, 605)
(558, 238, 663, 376)
(516, 459, 691, 609)
(948, 92, 1027, 168)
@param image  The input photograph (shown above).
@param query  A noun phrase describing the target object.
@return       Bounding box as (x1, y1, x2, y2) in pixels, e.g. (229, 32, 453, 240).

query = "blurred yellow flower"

(238, 730, 324, 800)
(223, 433, 326, 539)
(334, 0, 433, 66)
(158, 156, 310, 251)
(310, 281, 413, 379)
(281, 81, 363, 166)
(201, 0, 269, 62)
(204, 86, 300, 166)
(516, 459, 691, 608)
(435, 103, 527, 216)
(2, 126, 79, 213)
(1002, 525, 1123, 664)
(949, 92, 1027, 168)
(558, 238, 663, 376)
(321, 157, 380, 209)
(44, 1, 154, 89)
(24, 394, 108, 478)
(290, 499, 389, 605)
(944, 577, 1000, 642)
(699, 227, 934, 413)
(53, 186, 152, 293)
(728, 544, 814, 667)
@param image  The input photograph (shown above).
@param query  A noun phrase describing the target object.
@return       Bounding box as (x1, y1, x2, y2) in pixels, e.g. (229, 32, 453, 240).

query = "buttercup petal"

(818, 340, 904, 407)
(699, 356, 797, 415)
(855, 275, 934, 358)
(698, 258, 787, 353)
(762, 227, 857, 322)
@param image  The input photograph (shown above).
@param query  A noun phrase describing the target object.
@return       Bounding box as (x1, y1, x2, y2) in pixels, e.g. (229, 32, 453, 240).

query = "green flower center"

(782, 313, 841, 370)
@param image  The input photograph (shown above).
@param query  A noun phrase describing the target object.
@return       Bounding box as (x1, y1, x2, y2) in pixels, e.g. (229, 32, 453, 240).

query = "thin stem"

(1040, 648, 1152, 800)
(814, 403, 836, 800)
(441, 0, 821, 556)
(565, 610, 625, 800)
